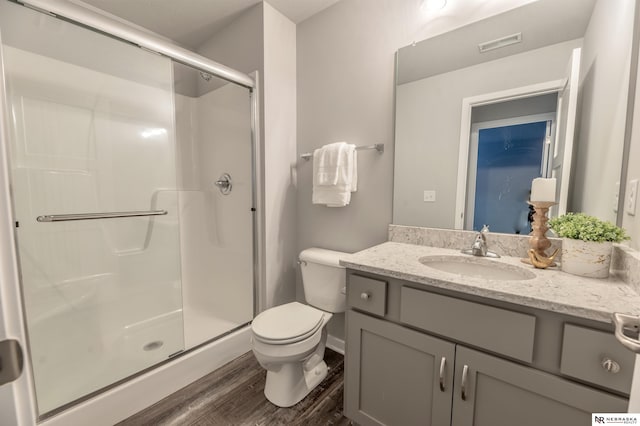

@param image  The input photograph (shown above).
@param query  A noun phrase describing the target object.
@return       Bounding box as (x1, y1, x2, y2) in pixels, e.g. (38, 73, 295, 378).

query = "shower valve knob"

(214, 173, 232, 195)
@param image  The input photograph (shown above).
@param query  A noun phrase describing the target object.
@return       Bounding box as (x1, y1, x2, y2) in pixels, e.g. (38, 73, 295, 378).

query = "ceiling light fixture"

(478, 32, 522, 53)
(421, 0, 447, 12)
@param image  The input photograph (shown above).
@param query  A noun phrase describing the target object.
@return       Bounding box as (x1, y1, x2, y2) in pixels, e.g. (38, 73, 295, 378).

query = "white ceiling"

(397, 0, 596, 84)
(269, 0, 341, 23)
(79, 0, 340, 48)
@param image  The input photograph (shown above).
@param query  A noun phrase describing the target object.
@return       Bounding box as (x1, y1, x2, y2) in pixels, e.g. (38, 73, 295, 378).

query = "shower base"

(40, 325, 251, 426)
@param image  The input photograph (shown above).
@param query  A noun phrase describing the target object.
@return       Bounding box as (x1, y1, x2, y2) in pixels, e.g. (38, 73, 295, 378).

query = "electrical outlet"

(626, 179, 638, 216)
(614, 182, 620, 213)
(423, 190, 436, 202)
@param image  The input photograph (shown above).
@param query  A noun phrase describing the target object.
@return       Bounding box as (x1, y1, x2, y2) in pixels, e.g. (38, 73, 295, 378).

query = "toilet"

(251, 247, 347, 407)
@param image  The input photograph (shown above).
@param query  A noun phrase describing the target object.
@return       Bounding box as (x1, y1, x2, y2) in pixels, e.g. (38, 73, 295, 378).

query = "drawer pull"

(439, 357, 446, 392)
(602, 358, 621, 374)
(360, 292, 371, 300)
(461, 364, 469, 400)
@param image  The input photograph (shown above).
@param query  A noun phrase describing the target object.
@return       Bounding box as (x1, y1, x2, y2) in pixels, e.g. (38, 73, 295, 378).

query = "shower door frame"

(0, 0, 261, 422)
(0, 24, 37, 422)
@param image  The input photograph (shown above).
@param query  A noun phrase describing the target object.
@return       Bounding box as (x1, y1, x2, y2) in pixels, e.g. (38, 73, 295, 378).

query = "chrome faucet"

(471, 229, 488, 256)
(461, 225, 500, 258)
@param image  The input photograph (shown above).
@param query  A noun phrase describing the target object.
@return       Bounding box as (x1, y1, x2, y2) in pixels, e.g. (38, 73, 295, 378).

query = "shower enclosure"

(0, 0, 256, 421)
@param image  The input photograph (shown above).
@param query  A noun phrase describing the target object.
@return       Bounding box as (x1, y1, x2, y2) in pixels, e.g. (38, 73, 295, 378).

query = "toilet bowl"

(251, 248, 348, 407)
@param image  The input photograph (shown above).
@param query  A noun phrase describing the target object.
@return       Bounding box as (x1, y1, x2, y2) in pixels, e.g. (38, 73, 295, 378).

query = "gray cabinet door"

(345, 310, 455, 426)
(451, 346, 628, 426)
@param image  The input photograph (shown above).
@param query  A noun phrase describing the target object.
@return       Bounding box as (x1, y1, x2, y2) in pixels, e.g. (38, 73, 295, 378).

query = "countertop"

(340, 241, 640, 324)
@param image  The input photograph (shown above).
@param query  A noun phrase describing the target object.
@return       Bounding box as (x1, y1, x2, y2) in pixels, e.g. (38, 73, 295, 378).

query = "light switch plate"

(626, 179, 638, 215)
(423, 190, 436, 202)
(614, 182, 620, 213)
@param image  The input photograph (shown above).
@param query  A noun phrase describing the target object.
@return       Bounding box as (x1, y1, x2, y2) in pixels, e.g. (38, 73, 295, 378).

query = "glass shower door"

(0, 2, 184, 415)
(173, 63, 254, 349)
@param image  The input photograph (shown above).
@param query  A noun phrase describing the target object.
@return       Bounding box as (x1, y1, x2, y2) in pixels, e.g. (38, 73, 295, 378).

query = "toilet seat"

(252, 302, 325, 345)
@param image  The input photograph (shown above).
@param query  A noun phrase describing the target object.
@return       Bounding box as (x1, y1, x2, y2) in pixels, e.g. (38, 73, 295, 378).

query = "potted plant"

(548, 213, 629, 278)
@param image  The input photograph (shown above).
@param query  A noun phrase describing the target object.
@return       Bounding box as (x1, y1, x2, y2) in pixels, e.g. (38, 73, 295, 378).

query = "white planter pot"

(560, 238, 613, 279)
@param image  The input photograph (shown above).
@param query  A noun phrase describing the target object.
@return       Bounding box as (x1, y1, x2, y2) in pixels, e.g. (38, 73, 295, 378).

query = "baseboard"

(326, 334, 345, 355)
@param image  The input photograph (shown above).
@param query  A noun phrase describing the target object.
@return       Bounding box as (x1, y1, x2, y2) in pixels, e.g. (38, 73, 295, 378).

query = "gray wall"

(197, 3, 298, 310)
(471, 93, 558, 124)
(295, 0, 519, 341)
(624, 75, 640, 249)
(196, 5, 264, 83)
(393, 40, 579, 229)
(262, 2, 298, 308)
(295, 0, 517, 257)
(571, 0, 635, 222)
(296, 0, 414, 339)
(623, 30, 640, 250)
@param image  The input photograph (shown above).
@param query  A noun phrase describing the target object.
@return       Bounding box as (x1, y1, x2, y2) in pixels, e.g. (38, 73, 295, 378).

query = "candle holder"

(522, 201, 559, 268)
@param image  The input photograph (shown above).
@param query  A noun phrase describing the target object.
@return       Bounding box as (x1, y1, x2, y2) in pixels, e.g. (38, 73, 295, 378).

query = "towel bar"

(300, 143, 384, 160)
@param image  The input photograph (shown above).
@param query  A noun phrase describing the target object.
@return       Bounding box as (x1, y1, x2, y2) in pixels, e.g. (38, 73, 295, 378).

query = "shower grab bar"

(36, 210, 168, 222)
(300, 143, 385, 160)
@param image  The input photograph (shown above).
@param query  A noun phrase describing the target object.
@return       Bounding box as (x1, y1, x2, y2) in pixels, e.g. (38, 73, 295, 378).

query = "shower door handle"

(214, 173, 232, 195)
(36, 210, 167, 222)
(0, 339, 23, 386)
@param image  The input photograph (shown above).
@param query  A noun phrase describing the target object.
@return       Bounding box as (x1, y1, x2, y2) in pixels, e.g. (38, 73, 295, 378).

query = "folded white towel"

(314, 142, 344, 186)
(312, 142, 358, 207)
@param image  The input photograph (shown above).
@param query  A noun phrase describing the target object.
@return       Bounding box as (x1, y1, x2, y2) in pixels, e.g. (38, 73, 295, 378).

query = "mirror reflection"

(393, 0, 634, 234)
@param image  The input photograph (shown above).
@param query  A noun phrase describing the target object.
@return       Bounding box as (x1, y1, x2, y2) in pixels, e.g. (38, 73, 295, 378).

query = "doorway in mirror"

(468, 119, 550, 234)
(455, 48, 581, 232)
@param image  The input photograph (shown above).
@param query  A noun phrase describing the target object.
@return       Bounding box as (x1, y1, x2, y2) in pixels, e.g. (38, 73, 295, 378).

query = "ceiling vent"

(478, 32, 522, 53)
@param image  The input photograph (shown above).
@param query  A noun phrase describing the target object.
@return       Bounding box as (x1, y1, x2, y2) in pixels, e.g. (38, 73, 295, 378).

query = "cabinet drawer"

(560, 324, 634, 394)
(400, 286, 536, 362)
(348, 275, 387, 316)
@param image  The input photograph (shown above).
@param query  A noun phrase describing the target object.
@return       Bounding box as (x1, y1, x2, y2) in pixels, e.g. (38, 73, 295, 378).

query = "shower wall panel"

(175, 82, 253, 349)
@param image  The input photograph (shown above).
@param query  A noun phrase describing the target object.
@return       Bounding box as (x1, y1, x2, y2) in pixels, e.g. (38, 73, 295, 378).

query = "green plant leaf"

(548, 213, 629, 243)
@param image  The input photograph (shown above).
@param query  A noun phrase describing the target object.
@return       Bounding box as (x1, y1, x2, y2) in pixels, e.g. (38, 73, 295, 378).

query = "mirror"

(393, 0, 635, 234)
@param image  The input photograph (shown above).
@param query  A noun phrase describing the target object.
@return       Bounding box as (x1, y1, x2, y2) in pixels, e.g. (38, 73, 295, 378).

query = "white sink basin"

(419, 255, 535, 281)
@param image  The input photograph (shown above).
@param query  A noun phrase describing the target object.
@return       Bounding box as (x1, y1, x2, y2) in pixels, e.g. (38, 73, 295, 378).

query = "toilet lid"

(252, 302, 325, 343)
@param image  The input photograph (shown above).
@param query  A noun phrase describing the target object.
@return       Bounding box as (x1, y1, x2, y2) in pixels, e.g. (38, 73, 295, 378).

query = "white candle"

(530, 178, 557, 202)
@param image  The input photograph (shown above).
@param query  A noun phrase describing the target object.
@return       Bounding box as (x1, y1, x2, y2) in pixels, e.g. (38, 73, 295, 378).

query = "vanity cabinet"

(344, 273, 631, 426)
(450, 345, 626, 426)
(345, 310, 454, 425)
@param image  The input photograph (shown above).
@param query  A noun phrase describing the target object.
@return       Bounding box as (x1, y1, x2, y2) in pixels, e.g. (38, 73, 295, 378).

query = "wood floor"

(118, 349, 352, 426)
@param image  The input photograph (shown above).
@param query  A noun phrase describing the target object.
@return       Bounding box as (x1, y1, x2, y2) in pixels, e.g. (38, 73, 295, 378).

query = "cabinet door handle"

(602, 357, 621, 374)
(461, 364, 469, 401)
(360, 292, 370, 300)
(439, 357, 446, 392)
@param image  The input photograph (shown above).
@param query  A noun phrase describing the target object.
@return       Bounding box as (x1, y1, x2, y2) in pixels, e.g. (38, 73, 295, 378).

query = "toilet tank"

(299, 248, 348, 313)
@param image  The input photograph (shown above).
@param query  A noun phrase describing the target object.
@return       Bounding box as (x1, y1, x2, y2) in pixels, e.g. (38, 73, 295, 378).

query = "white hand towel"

(312, 142, 358, 207)
(314, 142, 344, 185)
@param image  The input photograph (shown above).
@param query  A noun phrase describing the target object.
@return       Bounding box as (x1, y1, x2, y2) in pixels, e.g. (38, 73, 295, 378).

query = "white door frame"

(454, 80, 564, 229)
